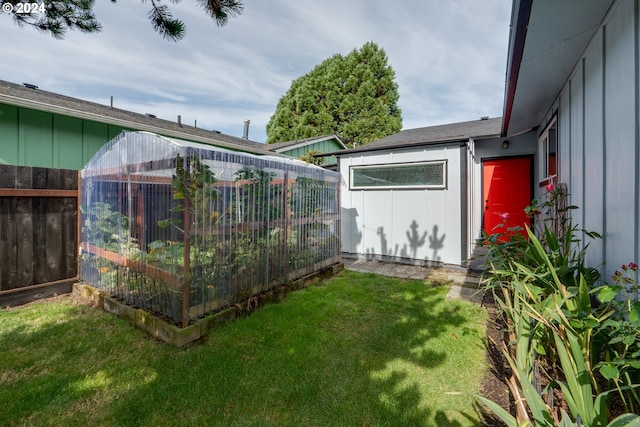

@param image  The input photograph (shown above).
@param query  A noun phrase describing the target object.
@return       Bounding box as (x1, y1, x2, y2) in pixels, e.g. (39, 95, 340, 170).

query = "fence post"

(77, 171, 82, 277)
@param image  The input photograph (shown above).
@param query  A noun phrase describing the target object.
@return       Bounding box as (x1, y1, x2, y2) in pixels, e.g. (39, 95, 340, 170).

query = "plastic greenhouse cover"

(81, 131, 327, 180)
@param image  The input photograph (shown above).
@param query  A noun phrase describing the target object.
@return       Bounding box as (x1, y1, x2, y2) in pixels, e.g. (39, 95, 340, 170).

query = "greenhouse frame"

(80, 132, 341, 327)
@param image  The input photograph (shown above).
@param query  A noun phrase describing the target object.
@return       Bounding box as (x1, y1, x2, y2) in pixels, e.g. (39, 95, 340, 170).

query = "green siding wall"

(22, 109, 54, 167)
(54, 115, 84, 169)
(0, 105, 19, 165)
(280, 139, 343, 165)
(0, 103, 128, 170)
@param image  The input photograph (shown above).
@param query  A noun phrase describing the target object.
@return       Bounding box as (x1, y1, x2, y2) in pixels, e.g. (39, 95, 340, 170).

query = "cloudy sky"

(0, 0, 512, 143)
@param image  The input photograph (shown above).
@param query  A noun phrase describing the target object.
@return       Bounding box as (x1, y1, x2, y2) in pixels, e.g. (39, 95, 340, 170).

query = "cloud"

(0, 0, 511, 143)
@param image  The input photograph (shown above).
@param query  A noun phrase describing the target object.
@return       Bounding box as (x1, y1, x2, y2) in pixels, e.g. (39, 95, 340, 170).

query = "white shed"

(338, 117, 539, 269)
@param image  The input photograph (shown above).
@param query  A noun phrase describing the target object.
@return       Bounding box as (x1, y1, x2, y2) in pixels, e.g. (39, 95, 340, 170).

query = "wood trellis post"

(181, 157, 192, 328)
(283, 172, 290, 280)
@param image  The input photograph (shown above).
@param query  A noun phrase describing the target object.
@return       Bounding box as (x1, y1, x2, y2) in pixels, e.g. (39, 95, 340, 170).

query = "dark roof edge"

(0, 87, 274, 157)
(328, 138, 471, 157)
(329, 130, 502, 157)
(501, 0, 534, 137)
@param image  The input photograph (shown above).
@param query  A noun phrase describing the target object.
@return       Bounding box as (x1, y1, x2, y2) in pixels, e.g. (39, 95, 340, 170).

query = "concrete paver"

(342, 258, 486, 304)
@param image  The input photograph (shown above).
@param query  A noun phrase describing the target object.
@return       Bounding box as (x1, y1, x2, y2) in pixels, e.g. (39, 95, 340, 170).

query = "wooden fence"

(0, 166, 79, 306)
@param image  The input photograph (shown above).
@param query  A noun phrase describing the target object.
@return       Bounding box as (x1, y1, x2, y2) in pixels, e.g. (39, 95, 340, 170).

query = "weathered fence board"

(0, 165, 78, 295)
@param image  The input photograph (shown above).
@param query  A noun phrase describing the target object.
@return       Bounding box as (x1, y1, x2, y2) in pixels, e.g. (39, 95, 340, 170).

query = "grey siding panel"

(583, 31, 605, 271)
(559, 85, 572, 186)
(569, 67, 585, 239)
(604, 0, 636, 274)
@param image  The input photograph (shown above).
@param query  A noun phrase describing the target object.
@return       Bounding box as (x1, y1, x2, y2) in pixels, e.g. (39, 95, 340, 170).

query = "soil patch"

(479, 303, 512, 425)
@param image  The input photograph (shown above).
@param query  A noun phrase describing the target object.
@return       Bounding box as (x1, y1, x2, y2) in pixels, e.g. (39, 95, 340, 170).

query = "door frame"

(481, 154, 534, 235)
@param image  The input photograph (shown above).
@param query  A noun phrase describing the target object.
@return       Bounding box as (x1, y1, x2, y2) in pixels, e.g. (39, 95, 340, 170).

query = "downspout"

(465, 138, 476, 265)
(460, 141, 469, 266)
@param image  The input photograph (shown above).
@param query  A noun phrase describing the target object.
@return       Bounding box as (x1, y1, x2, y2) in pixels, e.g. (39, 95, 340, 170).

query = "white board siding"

(559, 85, 572, 187)
(541, 0, 639, 280)
(339, 145, 463, 266)
(604, 0, 636, 274)
(583, 30, 605, 269)
(569, 68, 585, 243)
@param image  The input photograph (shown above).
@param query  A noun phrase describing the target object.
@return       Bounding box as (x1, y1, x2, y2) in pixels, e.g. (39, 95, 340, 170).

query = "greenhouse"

(79, 131, 341, 327)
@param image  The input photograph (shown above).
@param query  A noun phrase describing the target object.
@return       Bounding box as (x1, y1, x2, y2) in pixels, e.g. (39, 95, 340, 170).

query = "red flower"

(630, 262, 638, 269)
(546, 183, 556, 192)
(499, 212, 510, 221)
(622, 264, 628, 270)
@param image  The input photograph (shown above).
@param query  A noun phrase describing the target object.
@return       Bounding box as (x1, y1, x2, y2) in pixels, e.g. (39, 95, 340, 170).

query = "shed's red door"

(483, 157, 532, 238)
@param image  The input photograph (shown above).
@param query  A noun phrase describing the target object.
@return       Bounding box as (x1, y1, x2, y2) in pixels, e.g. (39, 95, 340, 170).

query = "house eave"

(502, 0, 615, 137)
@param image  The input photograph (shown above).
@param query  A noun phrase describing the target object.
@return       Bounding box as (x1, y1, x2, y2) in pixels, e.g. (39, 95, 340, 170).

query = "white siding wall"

(569, 68, 585, 240)
(549, 0, 638, 279)
(339, 144, 463, 266)
(583, 30, 605, 270)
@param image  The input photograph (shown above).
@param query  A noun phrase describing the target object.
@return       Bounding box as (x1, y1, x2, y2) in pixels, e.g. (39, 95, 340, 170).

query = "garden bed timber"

(73, 262, 344, 347)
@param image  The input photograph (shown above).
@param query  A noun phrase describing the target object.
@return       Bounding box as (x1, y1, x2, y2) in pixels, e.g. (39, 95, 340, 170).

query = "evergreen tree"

(1, 0, 243, 40)
(266, 42, 402, 147)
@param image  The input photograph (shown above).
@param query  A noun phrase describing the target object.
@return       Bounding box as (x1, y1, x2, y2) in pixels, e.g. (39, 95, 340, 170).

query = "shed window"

(350, 161, 447, 189)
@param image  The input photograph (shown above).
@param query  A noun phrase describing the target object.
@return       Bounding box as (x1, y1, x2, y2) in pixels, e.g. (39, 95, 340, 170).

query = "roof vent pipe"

(243, 119, 250, 139)
(178, 115, 182, 127)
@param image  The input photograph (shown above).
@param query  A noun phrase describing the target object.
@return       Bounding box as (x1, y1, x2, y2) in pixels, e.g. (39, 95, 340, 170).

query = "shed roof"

(0, 80, 273, 156)
(336, 117, 502, 155)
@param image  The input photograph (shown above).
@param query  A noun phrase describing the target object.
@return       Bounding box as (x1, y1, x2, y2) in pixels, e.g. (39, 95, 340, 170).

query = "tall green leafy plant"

(478, 184, 640, 425)
(152, 153, 219, 268)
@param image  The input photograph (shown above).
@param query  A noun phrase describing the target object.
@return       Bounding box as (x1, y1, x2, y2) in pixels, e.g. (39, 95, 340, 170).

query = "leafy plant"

(478, 184, 640, 425)
(81, 201, 141, 257)
(595, 263, 640, 414)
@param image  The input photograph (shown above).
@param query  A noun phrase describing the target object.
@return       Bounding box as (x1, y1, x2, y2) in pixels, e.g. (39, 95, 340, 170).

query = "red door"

(483, 157, 532, 238)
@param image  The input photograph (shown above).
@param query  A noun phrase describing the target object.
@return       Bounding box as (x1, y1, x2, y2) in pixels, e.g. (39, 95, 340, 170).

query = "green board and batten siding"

(277, 138, 344, 165)
(0, 103, 127, 169)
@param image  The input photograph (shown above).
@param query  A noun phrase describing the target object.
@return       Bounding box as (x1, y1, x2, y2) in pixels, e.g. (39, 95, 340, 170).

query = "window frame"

(538, 116, 558, 186)
(349, 160, 448, 190)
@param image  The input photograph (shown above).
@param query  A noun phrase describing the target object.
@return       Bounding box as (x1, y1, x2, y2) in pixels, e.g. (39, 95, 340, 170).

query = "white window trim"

(538, 116, 558, 185)
(349, 160, 448, 190)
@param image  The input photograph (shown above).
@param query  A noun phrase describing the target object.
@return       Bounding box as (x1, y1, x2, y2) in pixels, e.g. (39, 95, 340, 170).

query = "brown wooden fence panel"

(0, 165, 78, 292)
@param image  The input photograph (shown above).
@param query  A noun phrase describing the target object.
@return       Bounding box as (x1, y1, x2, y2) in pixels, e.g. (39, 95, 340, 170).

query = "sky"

(0, 0, 512, 144)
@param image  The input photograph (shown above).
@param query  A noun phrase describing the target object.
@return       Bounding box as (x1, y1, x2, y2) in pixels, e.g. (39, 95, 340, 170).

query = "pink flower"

(546, 183, 556, 192)
(499, 212, 510, 221)
(630, 262, 638, 269)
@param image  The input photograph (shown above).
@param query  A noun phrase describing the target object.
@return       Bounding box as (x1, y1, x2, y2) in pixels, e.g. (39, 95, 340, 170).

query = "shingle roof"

(338, 117, 502, 154)
(0, 80, 273, 156)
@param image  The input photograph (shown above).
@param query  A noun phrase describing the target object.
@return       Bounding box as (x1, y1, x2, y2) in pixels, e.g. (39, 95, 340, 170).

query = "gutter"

(501, 0, 533, 137)
(325, 135, 500, 157)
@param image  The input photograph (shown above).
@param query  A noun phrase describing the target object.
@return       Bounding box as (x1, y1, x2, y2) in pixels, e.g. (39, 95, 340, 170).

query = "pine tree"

(266, 42, 402, 147)
(1, 0, 243, 40)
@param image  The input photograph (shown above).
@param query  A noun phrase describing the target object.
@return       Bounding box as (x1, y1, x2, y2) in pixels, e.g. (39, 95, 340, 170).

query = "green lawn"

(0, 270, 489, 426)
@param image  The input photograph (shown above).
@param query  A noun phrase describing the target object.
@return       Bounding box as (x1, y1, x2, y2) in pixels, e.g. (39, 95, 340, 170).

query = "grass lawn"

(0, 270, 489, 426)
